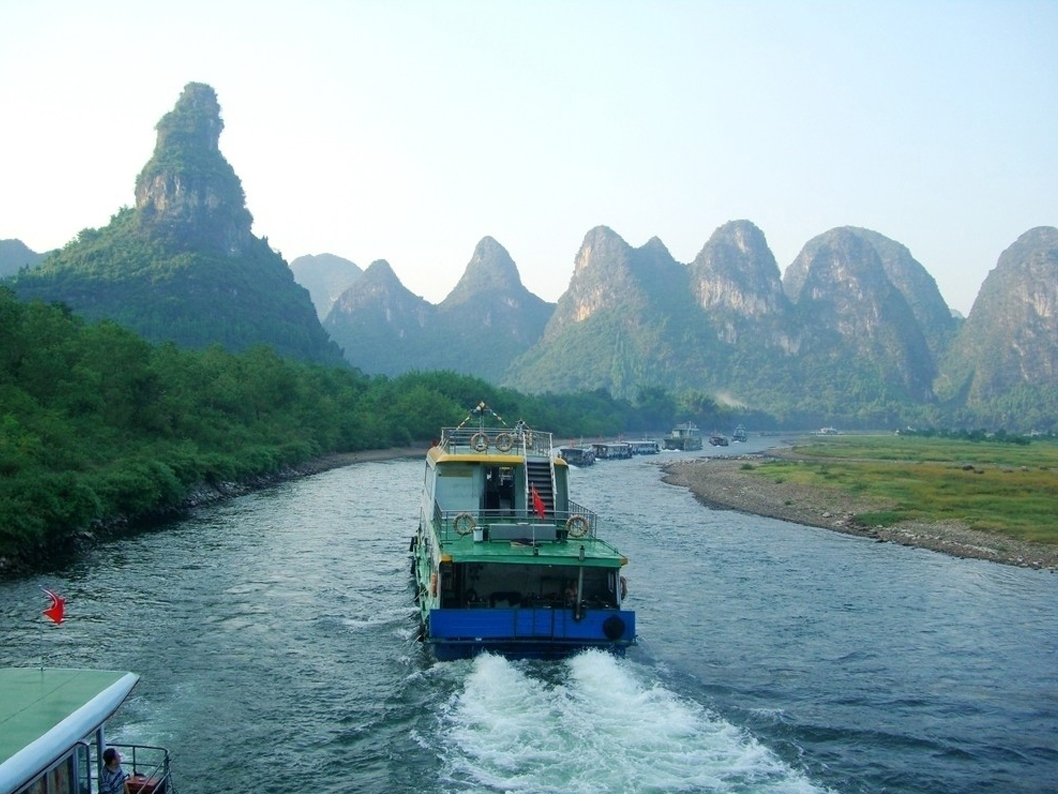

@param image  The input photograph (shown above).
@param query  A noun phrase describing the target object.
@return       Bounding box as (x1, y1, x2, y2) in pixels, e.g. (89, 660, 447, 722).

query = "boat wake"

(428, 650, 831, 794)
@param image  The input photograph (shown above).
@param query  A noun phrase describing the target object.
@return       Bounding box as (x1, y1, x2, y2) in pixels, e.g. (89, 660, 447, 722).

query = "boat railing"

(91, 743, 173, 794)
(439, 425, 553, 456)
(434, 502, 597, 542)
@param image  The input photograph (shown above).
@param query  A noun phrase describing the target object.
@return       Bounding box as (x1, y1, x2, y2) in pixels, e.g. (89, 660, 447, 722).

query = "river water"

(2, 441, 1056, 794)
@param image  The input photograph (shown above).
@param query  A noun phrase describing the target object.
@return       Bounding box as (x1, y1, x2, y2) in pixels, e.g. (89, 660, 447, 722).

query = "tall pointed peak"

(573, 226, 631, 275)
(155, 82, 224, 155)
(134, 82, 253, 255)
(446, 236, 523, 301)
(360, 259, 401, 283)
(695, 220, 776, 271)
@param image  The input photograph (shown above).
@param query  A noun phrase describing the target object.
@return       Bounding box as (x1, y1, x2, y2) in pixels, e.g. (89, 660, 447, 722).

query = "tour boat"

(0, 668, 173, 794)
(410, 403, 636, 659)
(663, 422, 703, 450)
(556, 445, 596, 467)
(628, 439, 661, 455)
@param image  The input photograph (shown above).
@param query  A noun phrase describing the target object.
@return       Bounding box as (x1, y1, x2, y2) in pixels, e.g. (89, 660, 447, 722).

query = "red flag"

(42, 587, 65, 625)
(531, 485, 546, 519)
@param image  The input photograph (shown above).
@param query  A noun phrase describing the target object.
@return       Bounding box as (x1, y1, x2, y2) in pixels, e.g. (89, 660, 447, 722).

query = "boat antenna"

(456, 401, 509, 429)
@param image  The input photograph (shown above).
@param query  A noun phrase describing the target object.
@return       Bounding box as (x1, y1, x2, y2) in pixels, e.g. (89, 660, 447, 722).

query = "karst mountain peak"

(134, 82, 254, 257)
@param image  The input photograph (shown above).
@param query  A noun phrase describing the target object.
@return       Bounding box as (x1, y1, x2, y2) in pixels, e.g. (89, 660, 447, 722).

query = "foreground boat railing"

(439, 425, 554, 457)
(433, 502, 597, 542)
(87, 742, 173, 794)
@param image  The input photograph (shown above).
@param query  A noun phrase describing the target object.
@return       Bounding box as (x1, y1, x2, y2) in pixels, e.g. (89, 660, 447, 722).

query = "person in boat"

(100, 747, 130, 794)
(564, 581, 579, 605)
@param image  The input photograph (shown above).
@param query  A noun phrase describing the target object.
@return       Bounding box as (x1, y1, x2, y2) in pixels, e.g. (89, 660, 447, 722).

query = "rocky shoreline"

(660, 454, 1058, 571)
(161, 445, 428, 511)
(0, 445, 430, 576)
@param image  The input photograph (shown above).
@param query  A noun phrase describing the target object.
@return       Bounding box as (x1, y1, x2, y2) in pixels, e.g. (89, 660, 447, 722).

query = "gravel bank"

(661, 454, 1058, 571)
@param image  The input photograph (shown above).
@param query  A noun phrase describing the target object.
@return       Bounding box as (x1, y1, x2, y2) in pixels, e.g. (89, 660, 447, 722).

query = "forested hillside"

(0, 287, 746, 570)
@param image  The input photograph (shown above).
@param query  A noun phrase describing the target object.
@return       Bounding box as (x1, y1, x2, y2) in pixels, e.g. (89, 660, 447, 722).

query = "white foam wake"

(432, 651, 831, 794)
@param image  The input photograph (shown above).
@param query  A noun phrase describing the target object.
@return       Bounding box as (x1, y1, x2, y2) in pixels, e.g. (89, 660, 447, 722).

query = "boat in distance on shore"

(410, 403, 636, 660)
(663, 422, 703, 451)
(628, 439, 661, 454)
(556, 445, 596, 466)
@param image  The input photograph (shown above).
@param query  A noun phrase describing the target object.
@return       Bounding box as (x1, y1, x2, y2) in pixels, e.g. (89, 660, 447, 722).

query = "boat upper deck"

(436, 423, 554, 459)
(0, 668, 139, 790)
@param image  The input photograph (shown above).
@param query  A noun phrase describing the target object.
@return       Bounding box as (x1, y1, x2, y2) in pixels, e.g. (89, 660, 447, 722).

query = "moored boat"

(591, 441, 632, 460)
(663, 422, 703, 451)
(628, 439, 660, 455)
(557, 445, 596, 466)
(410, 403, 636, 659)
(0, 668, 173, 794)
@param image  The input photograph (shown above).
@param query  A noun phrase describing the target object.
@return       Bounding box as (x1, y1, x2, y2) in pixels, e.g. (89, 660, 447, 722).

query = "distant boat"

(557, 445, 596, 466)
(591, 442, 633, 460)
(709, 434, 729, 447)
(628, 440, 660, 455)
(409, 403, 636, 659)
(732, 424, 747, 442)
(663, 422, 703, 451)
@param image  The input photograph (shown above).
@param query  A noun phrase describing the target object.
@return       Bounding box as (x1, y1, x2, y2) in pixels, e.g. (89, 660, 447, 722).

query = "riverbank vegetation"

(5, 286, 1052, 569)
(2, 288, 751, 566)
(749, 435, 1058, 546)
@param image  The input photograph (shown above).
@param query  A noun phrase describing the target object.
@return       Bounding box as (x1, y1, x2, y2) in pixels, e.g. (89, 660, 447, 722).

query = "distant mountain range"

(288, 253, 363, 321)
(0, 239, 48, 277)
(320, 237, 553, 381)
(311, 221, 1057, 429)
(3, 83, 1054, 429)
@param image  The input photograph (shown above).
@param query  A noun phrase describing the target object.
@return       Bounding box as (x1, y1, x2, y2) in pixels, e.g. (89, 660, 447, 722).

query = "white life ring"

(495, 432, 514, 452)
(470, 432, 489, 452)
(453, 512, 476, 536)
(566, 514, 590, 538)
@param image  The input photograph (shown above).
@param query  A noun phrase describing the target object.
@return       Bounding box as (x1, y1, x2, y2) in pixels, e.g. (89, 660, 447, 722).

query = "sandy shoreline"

(660, 454, 1058, 571)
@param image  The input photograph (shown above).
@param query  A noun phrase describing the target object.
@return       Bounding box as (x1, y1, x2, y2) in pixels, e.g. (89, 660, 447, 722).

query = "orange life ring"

(565, 514, 590, 538)
(471, 432, 489, 452)
(495, 432, 514, 452)
(453, 512, 476, 536)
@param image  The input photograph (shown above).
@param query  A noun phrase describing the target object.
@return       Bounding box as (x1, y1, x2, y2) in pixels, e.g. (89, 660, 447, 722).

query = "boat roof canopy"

(0, 668, 139, 792)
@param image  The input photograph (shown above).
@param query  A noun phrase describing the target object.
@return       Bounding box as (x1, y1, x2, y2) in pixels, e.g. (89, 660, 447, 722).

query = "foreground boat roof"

(0, 668, 139, 791)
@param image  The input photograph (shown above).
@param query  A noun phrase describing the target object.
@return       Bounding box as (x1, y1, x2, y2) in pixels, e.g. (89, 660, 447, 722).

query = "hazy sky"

(2, 1, 1055, 315)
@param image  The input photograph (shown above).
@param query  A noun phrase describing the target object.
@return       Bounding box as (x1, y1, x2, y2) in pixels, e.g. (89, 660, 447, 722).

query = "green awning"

(0, 668, 139, 794)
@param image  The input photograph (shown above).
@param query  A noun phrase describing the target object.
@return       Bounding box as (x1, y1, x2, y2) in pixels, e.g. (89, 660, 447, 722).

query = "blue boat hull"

(426, 607, 636, 660)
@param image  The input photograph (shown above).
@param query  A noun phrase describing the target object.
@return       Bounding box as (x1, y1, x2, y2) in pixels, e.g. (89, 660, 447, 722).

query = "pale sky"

(2, 1, 1055, 316)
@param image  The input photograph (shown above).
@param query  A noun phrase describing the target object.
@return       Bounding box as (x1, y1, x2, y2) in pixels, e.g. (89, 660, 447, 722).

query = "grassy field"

(752, 435, 1058, 546)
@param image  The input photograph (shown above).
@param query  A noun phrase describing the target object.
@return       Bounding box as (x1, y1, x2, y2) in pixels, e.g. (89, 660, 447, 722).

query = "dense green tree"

(1, 287, 709, 568)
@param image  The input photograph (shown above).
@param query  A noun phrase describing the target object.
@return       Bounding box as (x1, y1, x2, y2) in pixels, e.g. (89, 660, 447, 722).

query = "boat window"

(15, 746, 78, 794)
(435, 464, 478, 513)
(452, 563, 618, 609)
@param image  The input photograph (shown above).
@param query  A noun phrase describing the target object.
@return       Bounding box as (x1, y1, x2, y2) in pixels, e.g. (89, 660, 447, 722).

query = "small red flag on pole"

(531, 485, 546, 519)
(42, 588, 65, 625)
